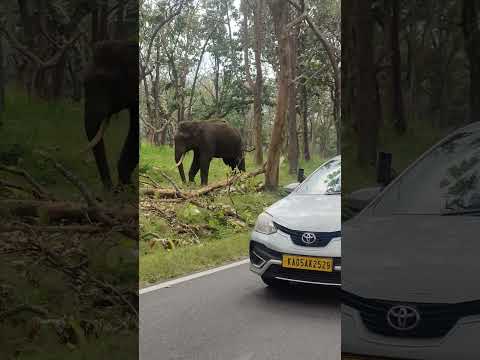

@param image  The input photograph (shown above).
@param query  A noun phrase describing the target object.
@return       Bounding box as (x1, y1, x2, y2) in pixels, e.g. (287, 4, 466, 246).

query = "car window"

(372, 130, 480, 215)
(295, 158, 341, 195)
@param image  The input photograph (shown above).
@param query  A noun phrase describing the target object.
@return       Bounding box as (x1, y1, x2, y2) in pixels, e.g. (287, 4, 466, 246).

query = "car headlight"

(254, 212, 277, 235)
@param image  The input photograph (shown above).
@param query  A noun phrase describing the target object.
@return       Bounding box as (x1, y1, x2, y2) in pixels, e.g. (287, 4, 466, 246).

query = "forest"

(342, 0, 479, 194)
(138, 0, 340, 284)
(0, 1, 139, 358)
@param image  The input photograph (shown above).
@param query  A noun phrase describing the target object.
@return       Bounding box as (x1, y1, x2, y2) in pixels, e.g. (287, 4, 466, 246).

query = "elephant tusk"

(175, 153, 185, 167)
(81, 119, 109, 155)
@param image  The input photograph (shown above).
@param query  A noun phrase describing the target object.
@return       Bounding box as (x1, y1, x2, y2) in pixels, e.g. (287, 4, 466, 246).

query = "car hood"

(266, 194, 340, 232)
(342, 215, 480, 303)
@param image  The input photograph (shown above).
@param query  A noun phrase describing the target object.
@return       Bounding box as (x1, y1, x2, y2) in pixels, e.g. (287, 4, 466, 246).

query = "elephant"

(174, 120, 246, 186)
(83, 40, 139, 190)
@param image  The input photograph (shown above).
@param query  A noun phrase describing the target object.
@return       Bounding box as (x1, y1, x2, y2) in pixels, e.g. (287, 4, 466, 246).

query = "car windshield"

(372, 129, 480, 215)
(295, 158, 341, 195)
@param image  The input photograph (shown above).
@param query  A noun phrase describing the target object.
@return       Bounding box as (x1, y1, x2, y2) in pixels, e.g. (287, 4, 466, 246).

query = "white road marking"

(139, 259, 250, 295)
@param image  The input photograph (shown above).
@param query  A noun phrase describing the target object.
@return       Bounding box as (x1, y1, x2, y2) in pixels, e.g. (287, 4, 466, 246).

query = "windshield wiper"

(441, 208, 480, 216)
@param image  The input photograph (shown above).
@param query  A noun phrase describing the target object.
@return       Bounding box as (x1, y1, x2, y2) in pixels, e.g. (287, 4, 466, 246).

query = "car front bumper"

(249, 230, 341, 286)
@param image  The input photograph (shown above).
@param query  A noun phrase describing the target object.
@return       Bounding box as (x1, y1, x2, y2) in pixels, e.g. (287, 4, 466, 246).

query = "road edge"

(139, 258, 250, 295)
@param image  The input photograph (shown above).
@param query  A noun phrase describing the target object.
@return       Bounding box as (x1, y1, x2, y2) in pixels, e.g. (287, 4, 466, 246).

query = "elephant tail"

(238, 157, 246, 172)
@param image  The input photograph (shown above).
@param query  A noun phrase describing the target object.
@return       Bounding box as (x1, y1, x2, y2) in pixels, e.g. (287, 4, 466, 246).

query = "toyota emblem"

(386, 305, 420, 331)
(301, 232, 317, 245)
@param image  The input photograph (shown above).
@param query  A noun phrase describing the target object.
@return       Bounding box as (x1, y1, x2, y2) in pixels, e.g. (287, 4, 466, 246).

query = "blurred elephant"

(174, 121, 246, 185)
(83, 40, 139, 190)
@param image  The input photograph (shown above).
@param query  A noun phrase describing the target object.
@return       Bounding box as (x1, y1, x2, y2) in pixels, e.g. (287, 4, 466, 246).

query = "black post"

(297, 168, 305, 183)
(377, 152, 393, 185)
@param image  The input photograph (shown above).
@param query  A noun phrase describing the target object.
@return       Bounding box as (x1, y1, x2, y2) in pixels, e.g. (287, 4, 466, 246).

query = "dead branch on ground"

(142, 166, 266, 199)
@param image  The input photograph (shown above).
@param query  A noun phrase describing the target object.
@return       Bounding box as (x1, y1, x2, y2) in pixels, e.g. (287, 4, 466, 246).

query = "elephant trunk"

(175, 147, 187, 183)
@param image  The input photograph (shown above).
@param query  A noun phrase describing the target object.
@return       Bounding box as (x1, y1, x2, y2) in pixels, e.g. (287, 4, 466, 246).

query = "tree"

(265, 0, 290, 190)
(353, 0, 379, 165)
(463, 0, 480, 123)
(253, 0, 265, 166)
(391, 0, 406, 133)
(0, 35, 5, 116)
(287, 7, 299, 175)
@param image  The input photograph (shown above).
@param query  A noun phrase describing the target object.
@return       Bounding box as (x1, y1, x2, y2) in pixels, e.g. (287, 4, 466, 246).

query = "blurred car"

(342, 122, 480, 360)
(249, 155, 341, 287)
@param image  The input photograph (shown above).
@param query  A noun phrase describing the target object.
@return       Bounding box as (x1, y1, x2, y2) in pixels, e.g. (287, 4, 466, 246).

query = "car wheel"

(261, 276, 286, 288)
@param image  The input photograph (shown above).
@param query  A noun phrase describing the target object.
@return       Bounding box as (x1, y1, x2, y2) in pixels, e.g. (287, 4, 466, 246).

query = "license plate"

(282, 255, 333, 272)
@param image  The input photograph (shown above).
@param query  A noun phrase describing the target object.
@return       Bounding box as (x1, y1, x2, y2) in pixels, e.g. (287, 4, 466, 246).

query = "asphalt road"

(140, 263, 340, 360)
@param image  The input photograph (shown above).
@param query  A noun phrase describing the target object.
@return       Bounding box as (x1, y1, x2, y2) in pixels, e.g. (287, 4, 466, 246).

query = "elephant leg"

(223, 158, 235, 170)
(118, 105, 139, 185)
(199, 154, 212, 186)
(189, 151, 200, 182)
(85, 109, 113, 189)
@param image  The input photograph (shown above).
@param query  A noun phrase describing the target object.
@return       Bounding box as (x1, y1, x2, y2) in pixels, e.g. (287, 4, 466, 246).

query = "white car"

(342, 122, 480, 359)
(249, 156, 341, 287)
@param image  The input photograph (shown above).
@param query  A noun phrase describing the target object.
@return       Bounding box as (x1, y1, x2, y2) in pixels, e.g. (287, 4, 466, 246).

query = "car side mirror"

(344, 186, 383, 218)
(283, 182, 300, 194)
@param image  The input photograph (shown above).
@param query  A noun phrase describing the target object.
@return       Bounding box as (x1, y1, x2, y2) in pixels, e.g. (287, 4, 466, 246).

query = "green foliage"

(177, 203, 209, 224)
(1, 89, 138, 358)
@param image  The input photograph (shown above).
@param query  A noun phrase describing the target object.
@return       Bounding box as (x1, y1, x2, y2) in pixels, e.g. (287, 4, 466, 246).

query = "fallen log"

(0, 224, 117, 234)
(0, 200, 137, 224)
(143, 167, 266, 199)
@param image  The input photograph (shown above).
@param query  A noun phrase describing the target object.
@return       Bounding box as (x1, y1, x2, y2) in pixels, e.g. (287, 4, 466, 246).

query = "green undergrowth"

(342, 122, 453, 195)
(1, 88, 138, 359)
(139, 142, 326, 285)
(0, 87, 135, 199)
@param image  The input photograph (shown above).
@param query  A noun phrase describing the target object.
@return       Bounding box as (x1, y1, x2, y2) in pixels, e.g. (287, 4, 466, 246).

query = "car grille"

(342, 291, 480, 338)
(274, 223, 341, 247)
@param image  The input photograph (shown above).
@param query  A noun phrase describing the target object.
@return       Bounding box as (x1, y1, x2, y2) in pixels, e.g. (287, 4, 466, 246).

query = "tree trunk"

(463, 0, 480, 123)
(91, 7, 99, 44)
(298, 9, 310, 161)
(188, 31, 213, 121)
(0, 35, 5, 117)
(287, 16, 299, 175)
(178, 64, 187, 124)
(116, 0, 126, 39)
(391, 0, 406, 133)
(341, 0, 354, 131)
(354, 0, 379, 165)
(265, 0, 290, 190)
(253, 0, 264, 166)
(98, 0, 109, 41)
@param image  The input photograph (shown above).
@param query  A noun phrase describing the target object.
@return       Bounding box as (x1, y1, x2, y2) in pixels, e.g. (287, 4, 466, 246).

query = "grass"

(140, 232, 249, 287)
(139, 142, 327, 285)
(140, 141, 323, 188)
(1, 88, 138, 359)
(1, 87, 132, 197)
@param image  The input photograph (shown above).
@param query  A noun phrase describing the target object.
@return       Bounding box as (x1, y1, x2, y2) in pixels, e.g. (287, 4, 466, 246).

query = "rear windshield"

(295, 158, 341, 195)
